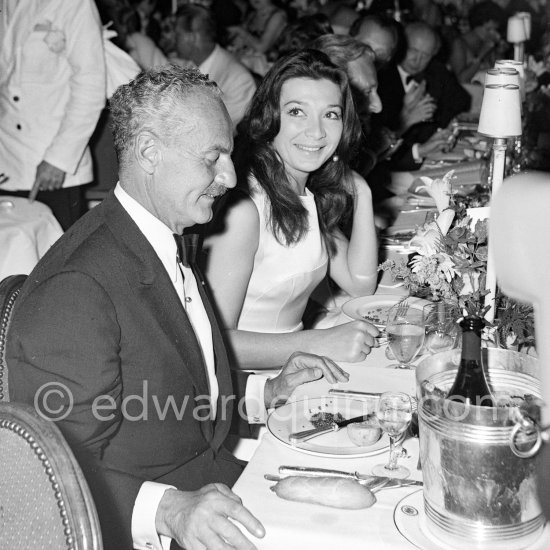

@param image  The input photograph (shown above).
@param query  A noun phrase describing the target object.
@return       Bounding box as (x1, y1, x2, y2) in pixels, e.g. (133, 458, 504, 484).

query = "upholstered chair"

(0, 274, 27, 402)
(0, 401, 103, 548)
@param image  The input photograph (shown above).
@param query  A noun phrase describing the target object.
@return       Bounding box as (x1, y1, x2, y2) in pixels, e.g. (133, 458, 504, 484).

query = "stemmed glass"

(372, 392, 413, 479)
(424, 301, 460, 354)
(386, 302, 426, 369)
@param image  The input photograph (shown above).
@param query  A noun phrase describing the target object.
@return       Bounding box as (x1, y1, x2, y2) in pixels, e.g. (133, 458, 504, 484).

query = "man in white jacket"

(0, 0, 106, 229)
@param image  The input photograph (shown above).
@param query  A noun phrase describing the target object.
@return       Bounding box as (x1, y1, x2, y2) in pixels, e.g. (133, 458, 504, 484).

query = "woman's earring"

(332, 155, 339, 162)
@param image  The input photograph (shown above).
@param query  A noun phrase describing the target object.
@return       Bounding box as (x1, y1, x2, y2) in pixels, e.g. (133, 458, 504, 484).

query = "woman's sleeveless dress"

(237, 182, 329, 334)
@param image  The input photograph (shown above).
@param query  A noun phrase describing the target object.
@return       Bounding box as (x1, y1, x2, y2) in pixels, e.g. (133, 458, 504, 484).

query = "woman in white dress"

(205, 49, 379, 370)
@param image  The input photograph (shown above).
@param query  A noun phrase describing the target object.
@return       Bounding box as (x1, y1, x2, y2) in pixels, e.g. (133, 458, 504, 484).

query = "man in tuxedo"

(374, 22, 471, 170)
(7, 66, 348, 550)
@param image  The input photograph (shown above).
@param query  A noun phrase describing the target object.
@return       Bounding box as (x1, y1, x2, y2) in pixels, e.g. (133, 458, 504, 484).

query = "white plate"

(394, 490, 550, 550)
(267, 396, 389, 458)
(342, 295, 430, 328)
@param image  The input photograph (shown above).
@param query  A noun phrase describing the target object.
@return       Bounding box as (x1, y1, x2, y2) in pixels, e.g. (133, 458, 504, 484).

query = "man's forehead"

(408, 30, 436, 51)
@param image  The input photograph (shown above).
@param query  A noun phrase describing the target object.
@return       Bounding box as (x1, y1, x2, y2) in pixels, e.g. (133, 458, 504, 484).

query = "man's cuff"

(245, 373, 276, 424)
(132, 481, 176, 550)
(412, 143, 424, 163)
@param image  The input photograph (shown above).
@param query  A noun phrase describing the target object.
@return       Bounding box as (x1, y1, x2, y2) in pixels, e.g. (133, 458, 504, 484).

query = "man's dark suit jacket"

(8, 191, 244, 549)
(373, 59, 471, 171)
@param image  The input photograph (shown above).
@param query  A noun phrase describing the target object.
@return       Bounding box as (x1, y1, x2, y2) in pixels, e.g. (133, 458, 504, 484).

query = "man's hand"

(264, 352, 350, 409)
(417, 128, 453, 158)
(156, 485, 265, 550)
(29, 160, 66, 201)
(403, 80, 427, 110)
(401, 95, 436, 130)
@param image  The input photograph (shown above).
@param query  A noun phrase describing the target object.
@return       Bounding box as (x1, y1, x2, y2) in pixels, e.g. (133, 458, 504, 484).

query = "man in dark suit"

(374, 22, 471, 171)
(7, 66, 348, 550)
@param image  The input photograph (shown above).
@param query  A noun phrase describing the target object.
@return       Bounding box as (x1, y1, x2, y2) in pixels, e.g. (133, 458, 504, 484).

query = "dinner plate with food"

(267, 396, 389, 458)
(342, 295, 430, 329)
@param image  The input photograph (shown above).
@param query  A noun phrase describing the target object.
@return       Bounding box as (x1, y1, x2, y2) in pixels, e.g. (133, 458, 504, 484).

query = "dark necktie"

(173, 233, 199, 268)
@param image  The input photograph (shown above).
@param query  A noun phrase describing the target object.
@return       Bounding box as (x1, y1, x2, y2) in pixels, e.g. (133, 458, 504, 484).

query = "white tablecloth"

(0, 196, 63, 281)
(233, 351, 422, 550)
(233, 350, 550, 549)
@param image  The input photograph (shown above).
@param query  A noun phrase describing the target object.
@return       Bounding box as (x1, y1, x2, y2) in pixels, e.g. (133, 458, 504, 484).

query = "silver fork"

(395, 298, 410, 318)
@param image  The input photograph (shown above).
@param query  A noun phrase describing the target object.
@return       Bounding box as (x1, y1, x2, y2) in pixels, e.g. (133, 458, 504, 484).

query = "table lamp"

(495, 59, 525, 100)
(507, 14, 529, 62)
(477, 68, 522, 322)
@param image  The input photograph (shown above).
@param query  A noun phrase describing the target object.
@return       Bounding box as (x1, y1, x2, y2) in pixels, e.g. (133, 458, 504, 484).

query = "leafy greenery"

(379, 188, 536, 350)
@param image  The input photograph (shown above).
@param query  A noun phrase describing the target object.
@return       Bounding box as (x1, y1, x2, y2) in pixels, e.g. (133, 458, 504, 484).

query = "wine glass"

(424, 301, 460, 354)
(386, 302, 426, 369)
(372, 392, 413, 479)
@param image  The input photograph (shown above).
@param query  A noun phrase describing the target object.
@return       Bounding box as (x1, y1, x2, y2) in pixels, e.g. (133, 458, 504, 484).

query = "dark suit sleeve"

(8, 271, 144, 549)
(427, 61, 471, 128)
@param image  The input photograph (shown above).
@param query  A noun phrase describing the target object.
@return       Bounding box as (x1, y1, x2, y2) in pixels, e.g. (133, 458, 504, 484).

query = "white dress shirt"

(114, 184, 269, 550)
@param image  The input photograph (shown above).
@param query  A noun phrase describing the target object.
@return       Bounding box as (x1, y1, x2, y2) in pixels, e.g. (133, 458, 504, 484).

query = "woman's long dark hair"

(235, 49, 361, 256)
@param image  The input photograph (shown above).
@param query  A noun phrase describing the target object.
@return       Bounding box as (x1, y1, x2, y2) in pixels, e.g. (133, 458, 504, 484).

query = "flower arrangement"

(379, 170, 535, 350)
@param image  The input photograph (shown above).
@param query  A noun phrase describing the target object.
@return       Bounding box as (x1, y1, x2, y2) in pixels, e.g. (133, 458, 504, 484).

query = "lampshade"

(495, 60, 525, 99)
(478, 69, 522, 138)
(507, 15, 528, 43)
(484, 67, 520, 87)
(516, 11, 532, 40)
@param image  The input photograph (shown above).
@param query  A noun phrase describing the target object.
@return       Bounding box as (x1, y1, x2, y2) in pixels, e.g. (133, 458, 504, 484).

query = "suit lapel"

(191, 263, 233, 450)
(102, 194, 210, 396)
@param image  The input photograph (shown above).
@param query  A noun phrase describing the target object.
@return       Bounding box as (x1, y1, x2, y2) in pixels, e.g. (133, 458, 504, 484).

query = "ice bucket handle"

(509, 413, 544, 458)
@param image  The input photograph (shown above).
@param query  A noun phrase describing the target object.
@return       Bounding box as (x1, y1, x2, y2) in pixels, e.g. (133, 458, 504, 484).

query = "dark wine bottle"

(446, 315, 495, 407)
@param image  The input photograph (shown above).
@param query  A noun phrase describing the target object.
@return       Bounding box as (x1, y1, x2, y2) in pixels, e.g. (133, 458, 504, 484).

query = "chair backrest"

(0, 401, 103, 549)
(0, 274, 27, 402)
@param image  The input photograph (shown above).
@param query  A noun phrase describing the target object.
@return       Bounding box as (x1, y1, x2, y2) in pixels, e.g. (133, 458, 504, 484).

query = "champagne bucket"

(416, 348, 544, 549)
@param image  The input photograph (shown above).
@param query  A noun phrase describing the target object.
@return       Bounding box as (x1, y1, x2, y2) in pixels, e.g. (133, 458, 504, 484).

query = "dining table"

(231, 163, 550, 549)
(233, 330, 550, 550)
(0, 196, 63, 281)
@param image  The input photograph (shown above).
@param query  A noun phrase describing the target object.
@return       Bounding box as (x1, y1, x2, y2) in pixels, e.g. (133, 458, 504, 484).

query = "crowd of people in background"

(4, 0, 549, 231)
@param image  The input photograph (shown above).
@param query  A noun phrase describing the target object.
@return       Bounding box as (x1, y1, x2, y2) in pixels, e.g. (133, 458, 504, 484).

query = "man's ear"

(135, 132, 161, 174)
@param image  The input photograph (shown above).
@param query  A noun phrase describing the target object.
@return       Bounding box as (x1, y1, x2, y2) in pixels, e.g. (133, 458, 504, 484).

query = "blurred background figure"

(111, 5, 168, 69)
(318, 0, 360, 34)
(172, 4, 257, 132)
(448, 0, 506, 84)
(411, 0, 442, 27)
(274, 13, 333, 58)
(375, 22, 470, 170)
(227, 0, 288, 58)
(350, 13, 400, 67)
(0, 0, 106, 230)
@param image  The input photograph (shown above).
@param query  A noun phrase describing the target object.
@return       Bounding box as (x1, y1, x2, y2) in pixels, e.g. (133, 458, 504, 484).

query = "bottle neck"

(461, 329, 483, 362)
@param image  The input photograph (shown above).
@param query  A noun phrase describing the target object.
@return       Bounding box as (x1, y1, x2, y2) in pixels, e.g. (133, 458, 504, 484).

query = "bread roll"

(347, 417, 382, 447)
(271, 476, 376, 509)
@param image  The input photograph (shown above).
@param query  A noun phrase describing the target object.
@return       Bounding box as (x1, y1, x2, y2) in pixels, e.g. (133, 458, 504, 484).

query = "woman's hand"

(315, 321, 380, 363)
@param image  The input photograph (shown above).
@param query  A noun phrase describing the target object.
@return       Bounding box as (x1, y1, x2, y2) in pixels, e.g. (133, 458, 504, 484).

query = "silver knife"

(278, 466, 423, 488)
(288, 414, 371, 442)
(328, 389, 383, 399)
